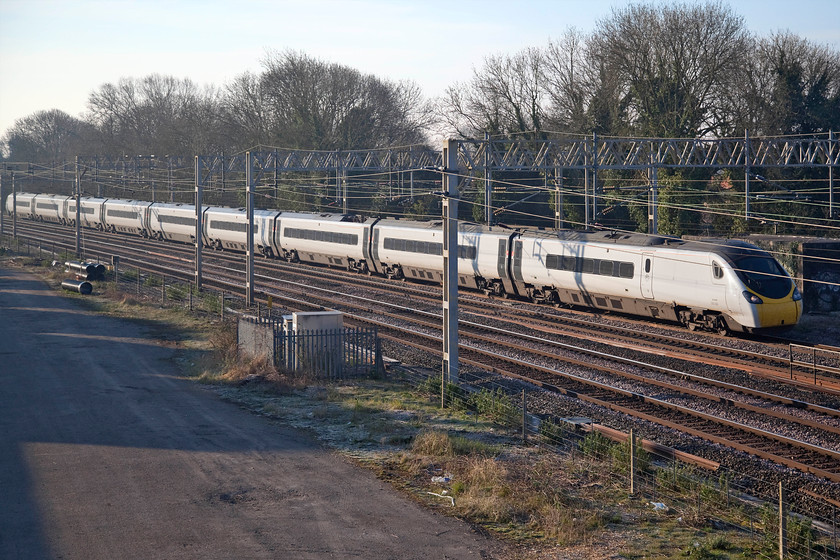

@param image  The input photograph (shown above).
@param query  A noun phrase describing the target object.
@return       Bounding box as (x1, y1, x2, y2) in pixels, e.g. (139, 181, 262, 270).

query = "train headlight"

(742, 291, 763, 304)
(792, 287, 802, 301)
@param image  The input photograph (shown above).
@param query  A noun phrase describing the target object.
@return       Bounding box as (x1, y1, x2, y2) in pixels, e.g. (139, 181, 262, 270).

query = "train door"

(641, 253, 654, 299)
(710, 257, 728, 310)
(363, 218, 381, 274)
(496, 233, 518, 296)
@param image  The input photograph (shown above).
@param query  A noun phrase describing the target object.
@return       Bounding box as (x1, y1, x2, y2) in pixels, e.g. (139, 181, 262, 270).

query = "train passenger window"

(458, 246, 476, 260)
(712, 261, 724, 279)
(581, 259, 595, 274)
(599, 260, 614, 276)
(644, 258, 651, 273)
(619, 262, 634, 278)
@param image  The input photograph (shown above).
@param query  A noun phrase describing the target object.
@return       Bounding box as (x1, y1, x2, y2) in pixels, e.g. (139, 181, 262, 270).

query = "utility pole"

(0, 172, 4, 235)
(592, 132, 598, 223)
(75, 157, 81, 258)
(12, 172, 17, 239)
(830, 130, 835, 218)
(246, 151, 255, 306)
(648, 141, 659, 235)
(554, 166, 563, 230)
(194, 156, 203, 290)
(484, 132, 493, 225)
(442, 138, 460, 402)
(745, 129, 751, 221)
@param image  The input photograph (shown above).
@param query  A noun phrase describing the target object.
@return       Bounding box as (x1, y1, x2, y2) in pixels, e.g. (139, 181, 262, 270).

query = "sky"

(1, 0, 839, 140)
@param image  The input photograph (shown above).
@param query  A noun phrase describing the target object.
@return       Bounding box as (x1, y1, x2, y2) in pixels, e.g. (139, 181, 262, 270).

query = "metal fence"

(238, 316, 381, 380)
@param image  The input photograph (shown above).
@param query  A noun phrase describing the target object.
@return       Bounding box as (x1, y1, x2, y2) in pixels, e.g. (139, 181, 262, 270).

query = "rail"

(789, 343, 840, 385)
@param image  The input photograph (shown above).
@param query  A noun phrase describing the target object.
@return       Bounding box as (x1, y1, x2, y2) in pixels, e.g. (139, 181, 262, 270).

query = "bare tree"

(1, 109, 91, 162)
(86, 74, 221, 156)
(437, 47, 548, 139)
(728, 32, 840, 136)
(259, 50, 429, 150)
(543, 28, 593, 133)
(589, 1, 749, 137)
(219, 71, 273, 151)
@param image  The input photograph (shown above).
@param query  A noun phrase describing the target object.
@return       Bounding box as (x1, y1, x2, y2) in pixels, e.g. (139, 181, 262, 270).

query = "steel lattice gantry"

(1, 134, 835, 182)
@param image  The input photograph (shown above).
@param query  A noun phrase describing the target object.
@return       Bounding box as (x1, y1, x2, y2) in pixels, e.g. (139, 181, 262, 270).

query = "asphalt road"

(0, 264, 503, 559)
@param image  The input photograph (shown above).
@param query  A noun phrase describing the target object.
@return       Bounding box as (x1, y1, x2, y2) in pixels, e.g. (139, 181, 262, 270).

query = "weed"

(580, 430, 613, 460)
(469, 388, 518, 427)
(610, 436, 651, 475)
(450, 435, 498, 457)
(538, 418, 569, 447)
(411, 430, 453, 457)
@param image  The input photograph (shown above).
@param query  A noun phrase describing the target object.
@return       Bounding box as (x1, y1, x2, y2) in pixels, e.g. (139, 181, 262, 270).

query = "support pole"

(584, 147, 590, 229)
(592, 132, 598, 223)
(194, 156, 203, 290)
(246, 152, 255, 306)
(779, 482, 787, 560)
(442, 138, 460, 402)
(629, 428, 636, 495)
(745, 129, 751, 222)
(484, 132, 493, 225)
(649, 165, 659, 235)
(150, 156, 156, 203)
(75, 156, 81, 258)
(409, 145, 415, 201)
(554, 167, 563, 230)
(0, 172, 4, 236)
(12, 172, 17, 239)
(339, 152, 347, 214)
(830, 130, 835, 218)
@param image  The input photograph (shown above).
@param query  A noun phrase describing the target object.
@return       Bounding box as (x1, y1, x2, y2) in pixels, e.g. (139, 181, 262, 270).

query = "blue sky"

(1, 0, 838, 139)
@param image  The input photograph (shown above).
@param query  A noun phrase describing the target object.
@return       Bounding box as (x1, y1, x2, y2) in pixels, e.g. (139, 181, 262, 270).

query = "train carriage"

(5, 192, 37, 218)
(34, 194, 72, 224)
(371, 219, 515, 291)
(276, 212, 374, 272)
(514, 229, 658, 311)
(103, 199, 152, 235)
(702, 240, 802, 332)
(148, 203, 203, 243)
(68, 196, 107, 229)
(203, 207, 281, 255)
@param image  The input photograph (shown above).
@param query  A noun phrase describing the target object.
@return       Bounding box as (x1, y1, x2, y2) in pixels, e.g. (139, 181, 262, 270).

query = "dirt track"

(0, 264, 503, 559)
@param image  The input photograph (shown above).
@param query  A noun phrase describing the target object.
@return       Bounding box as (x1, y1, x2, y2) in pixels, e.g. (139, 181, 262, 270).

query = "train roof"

(277, 211, 378, 224)
(525, 228, 686, 247)
(524, 228, 771, 259)
(376, 217, 512, 234)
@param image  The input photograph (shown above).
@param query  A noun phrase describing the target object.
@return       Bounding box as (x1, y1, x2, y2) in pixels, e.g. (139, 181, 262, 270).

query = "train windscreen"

(732, 256, 792, 299)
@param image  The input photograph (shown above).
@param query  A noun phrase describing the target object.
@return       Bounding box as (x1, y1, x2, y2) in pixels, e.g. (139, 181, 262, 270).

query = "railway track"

(8, 221, 840, 488)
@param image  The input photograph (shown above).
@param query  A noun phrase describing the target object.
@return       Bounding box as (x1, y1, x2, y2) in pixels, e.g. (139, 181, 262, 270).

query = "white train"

(6, 192, 802, 333)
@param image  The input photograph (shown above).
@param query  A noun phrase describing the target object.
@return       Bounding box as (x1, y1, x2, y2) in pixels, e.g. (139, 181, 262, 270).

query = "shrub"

(580, 430, 613, 460)
(469, 388, 518, 427)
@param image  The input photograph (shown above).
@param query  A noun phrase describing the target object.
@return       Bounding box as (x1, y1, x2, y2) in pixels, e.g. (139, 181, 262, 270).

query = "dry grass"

(411, 429, 454, 457)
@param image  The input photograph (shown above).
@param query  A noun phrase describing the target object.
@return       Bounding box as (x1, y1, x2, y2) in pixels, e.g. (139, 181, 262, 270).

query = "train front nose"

(757, 297, 802, 328)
